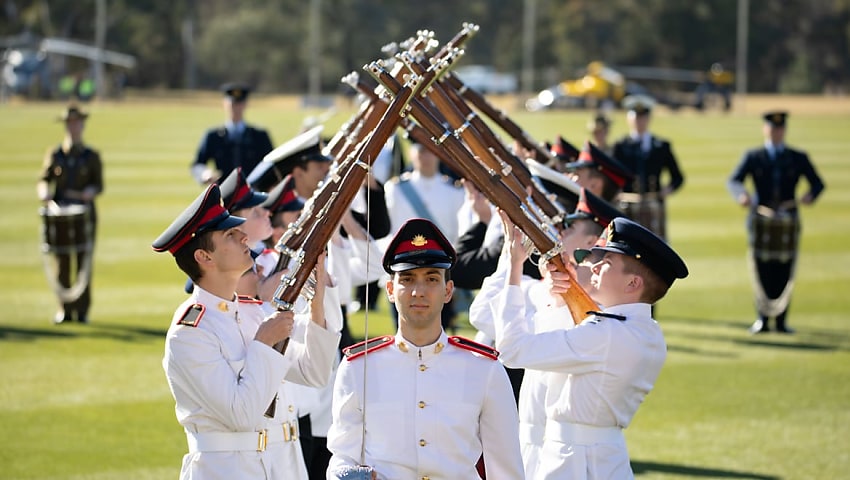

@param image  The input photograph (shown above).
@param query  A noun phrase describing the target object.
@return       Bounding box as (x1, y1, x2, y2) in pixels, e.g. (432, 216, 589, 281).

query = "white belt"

(544, 420, 623, 446)
(186, 421, 299, 453)
(518, 422, 545, 446)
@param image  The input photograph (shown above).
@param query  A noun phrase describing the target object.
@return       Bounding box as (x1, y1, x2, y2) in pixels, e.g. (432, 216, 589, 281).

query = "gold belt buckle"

(283, 422, 291, 442)
(256, 429, 268, 452)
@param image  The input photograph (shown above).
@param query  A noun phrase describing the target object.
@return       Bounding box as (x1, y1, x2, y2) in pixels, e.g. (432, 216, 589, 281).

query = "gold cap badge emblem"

(411, 235, 428, 247)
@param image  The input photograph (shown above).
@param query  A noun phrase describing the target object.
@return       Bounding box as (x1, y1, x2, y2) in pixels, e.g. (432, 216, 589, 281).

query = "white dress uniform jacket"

(326, 331, 525, 480)
(163, 286, 341, 480)
(469, 262, 571, 479)
(495, 285, 666, 480)
(384, 171, 465, 244)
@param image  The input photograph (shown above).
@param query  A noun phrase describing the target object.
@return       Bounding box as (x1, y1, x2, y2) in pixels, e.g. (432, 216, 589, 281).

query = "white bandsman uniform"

(326, 331, 525, 480)
(495, 285, 666, 480)
(163, 285, 341, 480)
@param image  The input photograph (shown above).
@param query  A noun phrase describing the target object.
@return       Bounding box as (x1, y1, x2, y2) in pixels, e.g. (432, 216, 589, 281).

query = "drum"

(749, 209, 799, 262)
(39, 202, 92, 254)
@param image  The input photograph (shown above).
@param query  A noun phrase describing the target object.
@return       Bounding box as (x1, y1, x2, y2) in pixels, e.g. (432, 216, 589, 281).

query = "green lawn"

(1, 95, 848, 479)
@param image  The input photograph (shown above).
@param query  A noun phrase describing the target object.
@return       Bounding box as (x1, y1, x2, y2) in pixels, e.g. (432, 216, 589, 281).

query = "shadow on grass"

(660, 315, 850, 352)
(633, 460, 780, 479)
(0, 323, 167, 343)
(664, 314, 850, 338)
(666, 343, 739, 357)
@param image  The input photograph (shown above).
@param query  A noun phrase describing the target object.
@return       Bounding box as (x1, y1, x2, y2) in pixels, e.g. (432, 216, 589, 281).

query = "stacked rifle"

(270, 22, 597, 333)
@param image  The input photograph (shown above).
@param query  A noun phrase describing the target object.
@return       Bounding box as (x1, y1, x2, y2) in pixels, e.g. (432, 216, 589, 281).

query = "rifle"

(372, 61, 597, 326)
(442, 72, 561, 169)
(263, 63, 422, 417)
(397, 50, 567, 224)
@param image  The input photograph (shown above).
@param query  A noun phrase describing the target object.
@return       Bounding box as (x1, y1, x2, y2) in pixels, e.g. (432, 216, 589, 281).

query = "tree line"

(3, 0, 849, 95)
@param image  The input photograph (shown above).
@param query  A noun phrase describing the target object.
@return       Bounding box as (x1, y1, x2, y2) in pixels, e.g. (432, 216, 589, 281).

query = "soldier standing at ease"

(37, 105, 103, 324)
(191, 83, 274, 185)
(326, 218, 524, 480)
(612, 95, 685, 239)
(727, 111, 825, 334)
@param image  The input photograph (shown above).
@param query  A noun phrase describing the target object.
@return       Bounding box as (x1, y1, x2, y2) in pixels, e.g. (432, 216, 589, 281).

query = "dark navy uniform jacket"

(729, 146, 825, 209)
(192, 125, 273, 183)
(613, 135, 684, 195)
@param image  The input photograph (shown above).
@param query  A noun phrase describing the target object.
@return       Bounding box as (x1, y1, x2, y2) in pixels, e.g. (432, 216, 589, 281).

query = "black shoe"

(53, 311, 71, 324)
(748, 319, 770, 334)
(77, 314, 89, 324)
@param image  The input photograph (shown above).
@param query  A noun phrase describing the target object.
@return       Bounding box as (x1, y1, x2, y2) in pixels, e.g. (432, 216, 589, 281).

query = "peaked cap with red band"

(550, 135, 581, 163)
(565, 141, 634, 189)
(262, 175, 304, 214)
(563, 188, 625, 229)
(382, 218, 457, 274)
(219, 167, 268, 212)
(152, 184, 246, 255)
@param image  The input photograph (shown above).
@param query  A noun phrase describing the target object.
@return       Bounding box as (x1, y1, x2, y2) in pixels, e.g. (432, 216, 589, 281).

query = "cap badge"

(772, 113, 783, 123)
(411, 235, 428, 247)
(607, 224, 616, 243)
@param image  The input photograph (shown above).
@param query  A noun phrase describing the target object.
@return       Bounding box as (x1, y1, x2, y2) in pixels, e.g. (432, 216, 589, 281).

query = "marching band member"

(37, 104, 103, 324)
(727, 111, 825, 334)
(612, 95, 685, 239)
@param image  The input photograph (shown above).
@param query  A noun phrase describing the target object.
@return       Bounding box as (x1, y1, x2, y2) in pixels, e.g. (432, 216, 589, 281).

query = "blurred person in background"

(727, 111, 825, 334)
(37, 104, 103, 324)
(191, 83, 274, 185)
(612, 95, 684, 239)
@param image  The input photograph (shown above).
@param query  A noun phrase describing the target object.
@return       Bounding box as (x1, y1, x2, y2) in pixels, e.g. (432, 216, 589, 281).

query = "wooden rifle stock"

(443, 73, 556, 167)
(374, 65, 597, 325)
(398, 52, 565, 223)
(264, 70, 418, 418)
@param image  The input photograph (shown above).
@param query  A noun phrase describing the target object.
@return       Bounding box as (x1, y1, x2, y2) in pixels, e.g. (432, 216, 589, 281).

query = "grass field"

(1, 94, 849, 479)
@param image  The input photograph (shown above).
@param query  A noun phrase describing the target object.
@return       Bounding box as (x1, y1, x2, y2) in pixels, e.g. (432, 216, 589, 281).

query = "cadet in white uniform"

(470, 188, 624, 479)
(326, 219, 524, 480)
(384, 140, 465, 244)
(494, 216, 688, 480)
(152, 184, 341, 480)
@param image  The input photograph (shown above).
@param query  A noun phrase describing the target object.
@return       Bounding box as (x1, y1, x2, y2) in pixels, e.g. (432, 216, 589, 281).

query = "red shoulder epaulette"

(176, 304, 205, 327)
(343, 335, 395, 361)
(448, 336, 499, 360)
(237, 295, 263, 304)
